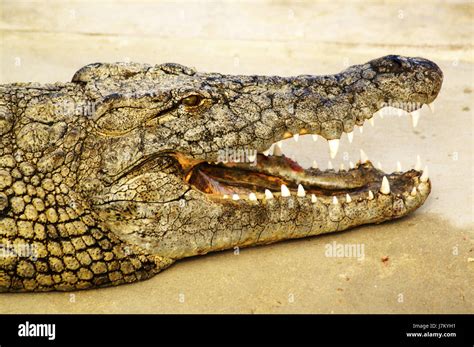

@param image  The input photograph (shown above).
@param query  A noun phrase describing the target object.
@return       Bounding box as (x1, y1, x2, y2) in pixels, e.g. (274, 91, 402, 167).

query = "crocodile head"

(0, 55, 442, 291)
(70, 55, 442, 259)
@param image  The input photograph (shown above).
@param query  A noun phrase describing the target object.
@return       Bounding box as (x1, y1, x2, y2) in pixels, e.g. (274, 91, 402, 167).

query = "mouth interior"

(173, 102, 434, 201)
(182, 152, 420, 199)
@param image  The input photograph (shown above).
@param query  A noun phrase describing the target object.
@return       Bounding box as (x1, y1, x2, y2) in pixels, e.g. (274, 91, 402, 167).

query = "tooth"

(360, 149, 369, 163)
(377, 162, 382, 170)
(232, 194, 240, 200)
(396, 161, 402, 172)
(264, 189, 274, 200)
(349, 161, 355, 169)
(411, 110, 421, 128)
(248, 153, 256, 162)
(415, 155, 422, 171)
(297, 184, 306, 197)
(380, 176, 391, 194)
(410, 187, 417, 196)
(345, 194, 352, 203)
(293, 134, 299, 142)
(347, 131, 354, 143)
(311, 194, 317, 203)
(368, 190, 374, 200)
(332, 196, 339, 204)
(312, 134, 318, 142)
(273, 145, 283, 157)
(368, 117, 375, 127)
(359, 126, 364, 133)
(281, 184, 291, 197)
(420, 166, 429, 182)
(276, 141, 283, 149)
(427, 103, 434, 113)
(249, 192, 257, 201)
(312, 160, 318, 169)
(327, 161, 333, 170)
(283, 131, 292, 139)
(263, 149, 270, 156)
(340, 163, 345, 171)
(328, 139, 340, 159)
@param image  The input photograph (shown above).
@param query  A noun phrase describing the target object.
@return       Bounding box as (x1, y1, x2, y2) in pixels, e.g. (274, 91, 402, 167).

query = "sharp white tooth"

(232, 194, 240, 200)
(223, 194, 229, 199)
(273, 145, 283, 157)
(377, 162, 383, 170)
(276, 141, 283, 149)
(328, 139, 339, 159)
(327, 161, 333, 170)
(311, 194, 317, 203)
(410, 187, 417, 196)
(264, 189, 274, 200)
(359, 126, 364, 133)
(293, 133, 299, 142)
(349, 161, 355, 169)
(345, 194, 352, 203)
(249, 192, 257, 201)
(420, 166, 429, 182)
(396, 161, 402, 172)
(380, 176, 391, 194)
(368, 117, 375, 127)
(263, 149, 270, 156)
(340, 163, 345, 171)
(312, 134, 318, 142)
(347, 131, 354, 143)
(368, 190, 374, 200)
(248, 153, 256, 162)
(281, 184, 291, 197)
(332, 196, 339, 204)
(427, 103, 434, 113)
(312, 160, 318, 169)
(411, 110, 421, 128)
(360, 149, 369, 163)
(297, 184, 306, 197)
(415, 155, 422, 171)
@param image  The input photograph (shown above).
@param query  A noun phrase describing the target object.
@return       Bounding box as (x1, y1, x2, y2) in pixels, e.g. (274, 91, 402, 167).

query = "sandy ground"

(0, 0, 473, 313)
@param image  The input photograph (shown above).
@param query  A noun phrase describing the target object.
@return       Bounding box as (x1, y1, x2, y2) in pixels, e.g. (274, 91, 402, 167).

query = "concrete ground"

(0, 0, 472, 313)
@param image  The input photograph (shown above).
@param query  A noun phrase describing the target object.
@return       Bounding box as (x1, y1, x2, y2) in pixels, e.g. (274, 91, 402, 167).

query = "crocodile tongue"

(184, 153, 388, 196)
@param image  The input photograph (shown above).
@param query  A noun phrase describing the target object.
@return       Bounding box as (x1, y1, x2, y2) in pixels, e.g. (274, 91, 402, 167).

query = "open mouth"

(176, 109, 430, 204)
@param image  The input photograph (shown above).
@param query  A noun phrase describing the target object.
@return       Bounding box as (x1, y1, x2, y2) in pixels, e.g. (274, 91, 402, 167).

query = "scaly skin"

(0, 55, 442, 292)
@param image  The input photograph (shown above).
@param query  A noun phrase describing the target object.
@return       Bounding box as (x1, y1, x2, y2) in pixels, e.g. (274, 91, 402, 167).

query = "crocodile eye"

(181, 95, 203, 107)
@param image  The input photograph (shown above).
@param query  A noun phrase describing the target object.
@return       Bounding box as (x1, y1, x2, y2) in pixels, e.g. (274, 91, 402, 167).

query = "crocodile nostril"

(372, 55, 406, 74)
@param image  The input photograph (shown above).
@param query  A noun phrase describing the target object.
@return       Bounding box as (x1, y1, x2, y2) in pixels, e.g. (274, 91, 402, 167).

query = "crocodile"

(0, 55, 443, 292)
